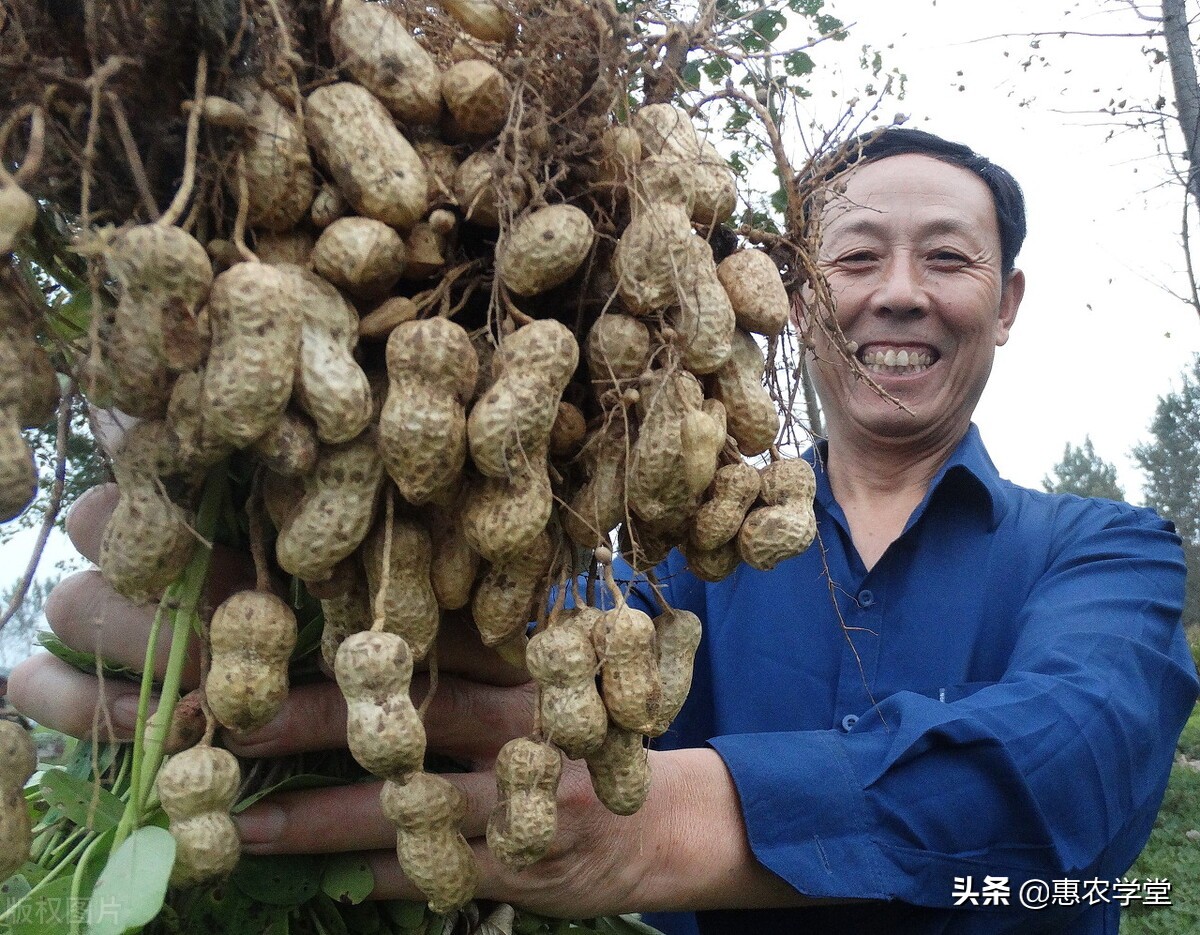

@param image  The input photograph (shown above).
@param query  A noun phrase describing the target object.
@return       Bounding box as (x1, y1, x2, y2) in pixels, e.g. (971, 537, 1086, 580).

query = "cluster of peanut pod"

(1, 0, 819, 912)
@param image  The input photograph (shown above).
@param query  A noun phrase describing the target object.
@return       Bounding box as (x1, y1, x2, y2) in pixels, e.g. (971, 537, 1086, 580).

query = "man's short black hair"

(825, 128, 1027, 275)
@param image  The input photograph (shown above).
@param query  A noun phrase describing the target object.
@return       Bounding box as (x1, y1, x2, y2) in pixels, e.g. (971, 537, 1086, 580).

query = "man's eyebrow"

(823, 213, 986, 241)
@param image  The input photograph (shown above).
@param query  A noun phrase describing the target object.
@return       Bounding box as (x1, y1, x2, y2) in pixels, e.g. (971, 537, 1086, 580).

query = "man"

(10, 129, 1197, 933)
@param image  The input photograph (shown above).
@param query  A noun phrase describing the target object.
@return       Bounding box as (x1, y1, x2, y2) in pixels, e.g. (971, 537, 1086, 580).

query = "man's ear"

(995, 268, 1024, 347)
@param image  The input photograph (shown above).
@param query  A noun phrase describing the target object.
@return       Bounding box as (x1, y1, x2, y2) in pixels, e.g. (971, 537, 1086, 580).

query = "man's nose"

(872, 252, 928, 317)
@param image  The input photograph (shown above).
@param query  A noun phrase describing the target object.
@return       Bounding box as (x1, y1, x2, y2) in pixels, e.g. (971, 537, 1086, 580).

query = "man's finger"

(223, 680, 349, 756)
(235, 771, 499, 856)
(227, 673, 536, 763)
(364, 838, 513, 903)
(418, 674, 537, 764)
(434, 611, 531, 688)
(44, 569, 202, 687)
(6, 653, 144, 741)
(66, 483, 119, 564)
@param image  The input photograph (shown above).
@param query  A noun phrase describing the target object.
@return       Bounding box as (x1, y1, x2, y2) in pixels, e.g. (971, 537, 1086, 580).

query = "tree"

(1131, 353, 1200, 632)
(1042, 436, 1126, 500)
(0, 575, 55, 668)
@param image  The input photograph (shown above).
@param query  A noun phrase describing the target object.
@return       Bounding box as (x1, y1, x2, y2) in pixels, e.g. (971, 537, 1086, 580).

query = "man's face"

(808, 153, 1024, 446)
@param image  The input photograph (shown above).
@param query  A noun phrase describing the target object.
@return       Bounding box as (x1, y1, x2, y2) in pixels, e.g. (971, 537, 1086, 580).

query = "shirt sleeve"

(708, 505, 1199, 913)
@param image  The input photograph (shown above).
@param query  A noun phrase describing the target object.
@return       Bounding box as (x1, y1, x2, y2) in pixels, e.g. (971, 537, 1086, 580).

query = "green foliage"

(1124, 764, 1200, 934)
(1178, 704, 1200, 761)
(614, 0, 899, 229)
(1132, 355, 1200, 632)
(1041, 435, 1125, 501)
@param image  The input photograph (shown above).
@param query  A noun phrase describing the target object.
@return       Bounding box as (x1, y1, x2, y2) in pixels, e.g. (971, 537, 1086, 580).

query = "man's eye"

(931, 251, 970, 266)
(837, 252, 876, 265)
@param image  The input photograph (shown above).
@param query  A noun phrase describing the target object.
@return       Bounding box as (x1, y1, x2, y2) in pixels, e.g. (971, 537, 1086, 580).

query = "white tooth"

(845, 340, 859, 354)
(896, 350, 909, 366)
(883, 349, 897, 367)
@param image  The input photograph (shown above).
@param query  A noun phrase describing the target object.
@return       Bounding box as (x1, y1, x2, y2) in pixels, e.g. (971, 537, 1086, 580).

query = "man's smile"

(853, 342, 940, 377)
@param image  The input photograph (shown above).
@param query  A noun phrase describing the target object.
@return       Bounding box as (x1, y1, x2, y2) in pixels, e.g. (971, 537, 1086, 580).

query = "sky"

(805, 0, 1200, 495)
(3, 0, 1200, 656)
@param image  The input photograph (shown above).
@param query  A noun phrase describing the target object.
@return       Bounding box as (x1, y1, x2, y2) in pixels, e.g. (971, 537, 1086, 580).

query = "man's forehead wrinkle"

(821, 209, 996, 250)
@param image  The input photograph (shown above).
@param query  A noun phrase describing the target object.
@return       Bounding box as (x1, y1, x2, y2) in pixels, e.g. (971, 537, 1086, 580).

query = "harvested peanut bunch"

(650, 609, 702, 735)
(201, 262, 305, 448)
(487, 738, 562, 868)
(99, 422, 196, 604)
(468, 318, 579, 478)
(157, 745, 241, 886)
(738, 457, 817, 571)
(594, 602, 662, 736)
(0, 0, 845, 916)
(336, 631, 426, 780)
(362, 513, 440, 660)
(380, 772, 479, 914)
(0, 720, 36, 880)
(275, 432, 384, 584)
(586, 725, 651, 817)
(206, 591, 297, 734)
(472, 529, 556, 648)
(380, 317, 478, 505)
(526, 607, 608, 758)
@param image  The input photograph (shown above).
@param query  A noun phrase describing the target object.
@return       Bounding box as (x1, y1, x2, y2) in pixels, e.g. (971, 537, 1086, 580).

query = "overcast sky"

(807, 0, 1200, 496)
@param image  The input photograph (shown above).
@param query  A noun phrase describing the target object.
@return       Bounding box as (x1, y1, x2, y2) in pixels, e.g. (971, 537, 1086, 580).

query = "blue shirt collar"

(805, 423, 1009, 533)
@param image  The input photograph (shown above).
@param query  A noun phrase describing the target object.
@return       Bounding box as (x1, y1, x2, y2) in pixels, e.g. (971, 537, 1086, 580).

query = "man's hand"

(8, 482, 805, 918)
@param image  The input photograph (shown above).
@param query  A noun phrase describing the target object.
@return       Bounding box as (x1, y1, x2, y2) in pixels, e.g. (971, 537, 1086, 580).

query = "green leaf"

(0, 876, 32, 904)
(230, 855, 322, 907)
(86, 826, 175, 935)
(38, 634, 139, 681)
(2, 875, 77, 934)
(310, 894, 353, 935)
(679, 61, 702, 90)
(701, 58, 732, 83)
(770, 187, 790, 216)
(38, 769, 125, 833)
(320, 855, 374, 906)
(784, 51, 814, 77)
(749, 10, 786, 44)
(232, 773, 348, 813)
(380, 900, 427, 931)
(176, 882, 291, 934)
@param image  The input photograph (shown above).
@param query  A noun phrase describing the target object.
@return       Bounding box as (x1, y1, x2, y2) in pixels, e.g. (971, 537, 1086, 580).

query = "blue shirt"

(635, 425, 1198, 935)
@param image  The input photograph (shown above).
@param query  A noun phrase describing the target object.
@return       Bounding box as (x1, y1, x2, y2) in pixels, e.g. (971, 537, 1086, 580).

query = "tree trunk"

(1163, 0, 1200, 203)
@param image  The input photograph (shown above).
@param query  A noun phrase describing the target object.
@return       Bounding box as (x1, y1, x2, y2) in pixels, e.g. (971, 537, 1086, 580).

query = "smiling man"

(636, 129, 1198, 934)
(9, 129, 1198, 934)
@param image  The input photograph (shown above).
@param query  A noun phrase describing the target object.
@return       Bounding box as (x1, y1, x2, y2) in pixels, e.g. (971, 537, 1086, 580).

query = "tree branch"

(1162, 0, 1200, 205)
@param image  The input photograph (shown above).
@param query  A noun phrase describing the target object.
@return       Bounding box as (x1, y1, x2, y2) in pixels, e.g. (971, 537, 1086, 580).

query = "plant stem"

(0, 832, 94, 925)
(69, 833, 109, 935)
(112, 473, 222, 850)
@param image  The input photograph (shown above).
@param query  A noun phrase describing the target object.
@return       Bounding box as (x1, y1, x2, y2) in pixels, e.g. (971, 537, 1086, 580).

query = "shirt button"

(858, 589, 874, 607)
(841, 714, 859, 731)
